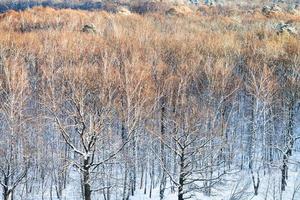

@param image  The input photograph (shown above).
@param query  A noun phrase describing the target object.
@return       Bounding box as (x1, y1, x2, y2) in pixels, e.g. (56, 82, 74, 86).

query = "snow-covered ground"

(41, 164, 300, 200)
(18, 153, 300, 200)
(14, 127, 300, 200)
(131, 169, 300, 200)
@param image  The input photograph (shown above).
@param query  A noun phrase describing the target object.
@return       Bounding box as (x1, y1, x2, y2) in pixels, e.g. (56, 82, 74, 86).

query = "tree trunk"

(3, 176, 11, 200)
(83, 159, 91, 200)
(281, 154, 288, 191)
(178, 150, 185, 200)
(178, 175, 184, 200)
(251, 170, 260, 195)
(3, 187, 9, 200)
(281, 101, 295, 191)
(122, 163, 128, 200)
(160, 97, 167, 200)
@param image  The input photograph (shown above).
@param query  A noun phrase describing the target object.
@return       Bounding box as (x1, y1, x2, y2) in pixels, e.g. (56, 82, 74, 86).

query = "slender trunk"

(281, 101, 295, 191)
(251, 170, 260, 195)
(281, 154, 288, 191)
(144, 154, 148, 195)
(248, 96, 255, 170)
(122, 163, 128, 200)
(131, 133, 137, 196)
(50, 174, 53, 200)
(140, 165, 144, 190)
(160, 97, 167, 200)
(149, 158, 154, 199)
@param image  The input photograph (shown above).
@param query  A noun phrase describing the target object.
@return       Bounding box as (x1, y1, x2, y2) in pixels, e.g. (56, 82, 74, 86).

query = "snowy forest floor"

(32, 105, 300, 200)
(23, 152, 300, 200)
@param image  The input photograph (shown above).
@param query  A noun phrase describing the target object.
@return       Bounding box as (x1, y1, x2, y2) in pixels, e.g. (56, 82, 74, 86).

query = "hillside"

(0, 3, 299, 200)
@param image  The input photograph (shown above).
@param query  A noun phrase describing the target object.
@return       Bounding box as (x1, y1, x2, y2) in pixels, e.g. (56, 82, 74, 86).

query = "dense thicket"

(0, 6, 299, 200)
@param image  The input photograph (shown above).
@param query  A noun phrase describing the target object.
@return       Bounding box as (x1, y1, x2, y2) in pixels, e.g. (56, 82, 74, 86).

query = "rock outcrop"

(276, 21, 297, 35)
(262, 4, 283, 16)
(287, 4, 300, 15)
(166, 5, 193, 16)
(117, 7, 131, 16)
(82, 24, 96, 33)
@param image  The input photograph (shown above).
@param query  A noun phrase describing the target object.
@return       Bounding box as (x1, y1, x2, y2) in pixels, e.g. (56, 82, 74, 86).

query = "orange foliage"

(0, 6, 298, 106)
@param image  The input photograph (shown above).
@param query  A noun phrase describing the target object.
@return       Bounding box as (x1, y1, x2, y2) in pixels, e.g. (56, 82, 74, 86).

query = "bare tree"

(0, 55, 31, 200)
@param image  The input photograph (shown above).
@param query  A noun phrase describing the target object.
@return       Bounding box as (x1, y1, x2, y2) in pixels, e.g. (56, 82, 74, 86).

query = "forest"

(0, 1, 299, 200)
